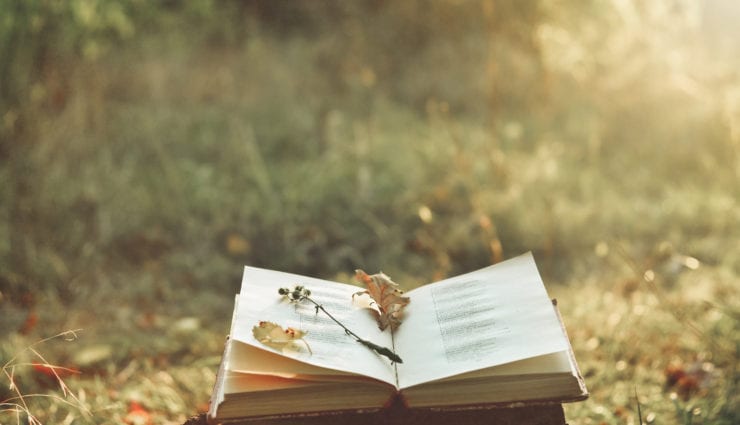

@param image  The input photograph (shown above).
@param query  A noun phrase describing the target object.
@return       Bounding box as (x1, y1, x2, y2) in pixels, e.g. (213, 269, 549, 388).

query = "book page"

(231, 266, 397, 386)
(395, 253, 569, 389)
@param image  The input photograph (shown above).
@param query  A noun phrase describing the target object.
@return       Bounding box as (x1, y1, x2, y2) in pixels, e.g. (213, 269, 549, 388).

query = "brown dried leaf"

(664, 361, 716, 400)
(354, 270, 410, 331)
(252, 321, 312, 354)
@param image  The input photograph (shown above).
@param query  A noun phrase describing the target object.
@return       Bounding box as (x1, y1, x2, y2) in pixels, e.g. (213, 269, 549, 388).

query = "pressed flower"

(252, 321, 312, 355)
(278, 285, 403, 363)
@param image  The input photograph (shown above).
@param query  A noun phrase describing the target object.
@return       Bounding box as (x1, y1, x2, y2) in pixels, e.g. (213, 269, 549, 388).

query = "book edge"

(551, 298, 589, 399)
(207, 336, 231, 424)
(208, 295, 241, 425)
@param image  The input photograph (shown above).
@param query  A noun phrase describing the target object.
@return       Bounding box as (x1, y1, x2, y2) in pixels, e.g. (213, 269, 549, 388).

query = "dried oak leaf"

(354, 270, 410, 331)
(252, 321, 312, 355)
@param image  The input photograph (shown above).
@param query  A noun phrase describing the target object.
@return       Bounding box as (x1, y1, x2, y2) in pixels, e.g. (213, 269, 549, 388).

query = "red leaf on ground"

(125, 401, 152, 425)
(664, 361, 715, 400)
(32, 363, 79, 378)
(19, 311, 38, 334)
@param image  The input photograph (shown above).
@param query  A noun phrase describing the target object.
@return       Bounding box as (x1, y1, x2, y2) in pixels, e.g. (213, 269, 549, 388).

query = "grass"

(1, 2, 739, 424)
(556, 247, 739, 424)
(1, 330, 89, 424)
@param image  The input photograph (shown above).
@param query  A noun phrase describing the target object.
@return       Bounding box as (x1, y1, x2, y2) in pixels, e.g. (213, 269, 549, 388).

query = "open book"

(208, 253, 588, 422)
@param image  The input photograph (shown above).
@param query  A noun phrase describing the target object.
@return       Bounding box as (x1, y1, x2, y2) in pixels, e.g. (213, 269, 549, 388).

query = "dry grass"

(1, 331, 90, 424)
(557, 246, 739, 424)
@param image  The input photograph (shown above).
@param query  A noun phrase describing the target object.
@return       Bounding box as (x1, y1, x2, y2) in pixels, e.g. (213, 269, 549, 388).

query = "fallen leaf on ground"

(32, 363, 79, 378)
(125, 401, 152, 425)
(664, 361, 716, 400)
(19, 310, 38, 334)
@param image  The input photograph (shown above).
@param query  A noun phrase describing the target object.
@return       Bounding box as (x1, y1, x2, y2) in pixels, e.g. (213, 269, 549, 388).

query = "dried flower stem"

(280, 287, 403, 363)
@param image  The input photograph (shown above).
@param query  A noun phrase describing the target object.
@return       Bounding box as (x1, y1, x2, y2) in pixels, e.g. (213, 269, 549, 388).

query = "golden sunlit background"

(1, 1, 738, 424)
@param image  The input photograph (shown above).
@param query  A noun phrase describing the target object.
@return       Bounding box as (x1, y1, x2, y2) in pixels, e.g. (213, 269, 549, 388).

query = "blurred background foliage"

(1, 0, 738, 423)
